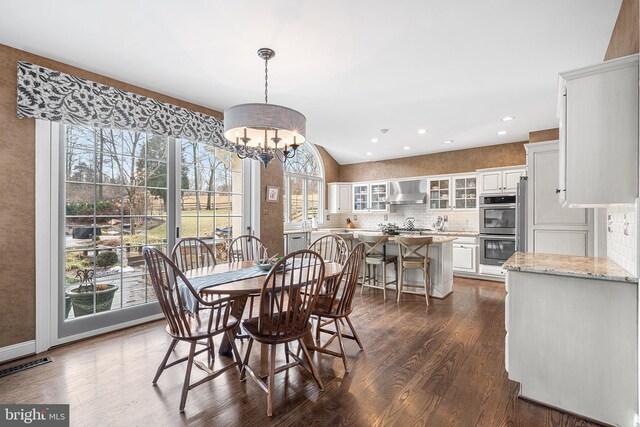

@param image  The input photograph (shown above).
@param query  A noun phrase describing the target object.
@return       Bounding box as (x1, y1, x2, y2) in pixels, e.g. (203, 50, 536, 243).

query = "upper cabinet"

(478, 167, 526, 195)
(558, 54, 639, 207)
(327, 183, 352, 214)
(453, 175, 477, 209)
(352, 182, 388, 212)
(428, 178, 451, 210)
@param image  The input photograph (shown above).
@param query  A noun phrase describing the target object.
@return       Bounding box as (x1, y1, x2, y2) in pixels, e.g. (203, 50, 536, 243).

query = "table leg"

(219, 295, 248, 357)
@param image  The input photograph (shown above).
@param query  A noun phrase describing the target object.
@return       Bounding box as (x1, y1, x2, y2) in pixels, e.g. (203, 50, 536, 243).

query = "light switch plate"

(326, 215, 330, 221)
(354, 215, 358, 220)
(384, 215, 388, 221)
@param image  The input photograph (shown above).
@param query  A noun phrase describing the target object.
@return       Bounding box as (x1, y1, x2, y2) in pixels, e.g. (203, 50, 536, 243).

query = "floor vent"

(0, 356, 53, 378)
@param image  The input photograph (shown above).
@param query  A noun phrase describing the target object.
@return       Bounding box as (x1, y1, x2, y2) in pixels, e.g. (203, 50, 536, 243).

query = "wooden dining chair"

(171, 237, 216, 271)
(396, 236, 433, 305)
(239, 249, 326, 417)
(359, 234, 398, 300)
(228, 235, 269, 321)
(143, 247, 242, 412)
(308, 234, 349, 265)
(307, 242, 365, 373)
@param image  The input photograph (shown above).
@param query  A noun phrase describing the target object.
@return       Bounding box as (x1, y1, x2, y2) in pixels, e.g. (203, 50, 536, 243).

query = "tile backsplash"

(323, 205, 479, 232)
(606, 202, 638, 276)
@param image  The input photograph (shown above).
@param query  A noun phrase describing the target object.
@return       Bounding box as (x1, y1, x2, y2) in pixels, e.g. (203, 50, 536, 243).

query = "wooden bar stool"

(359, 234, 398, 300)
(396, 236, 433, 305)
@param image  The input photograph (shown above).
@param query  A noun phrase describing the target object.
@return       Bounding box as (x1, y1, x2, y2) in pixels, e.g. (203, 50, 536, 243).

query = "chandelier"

(223, 48, 306, 167)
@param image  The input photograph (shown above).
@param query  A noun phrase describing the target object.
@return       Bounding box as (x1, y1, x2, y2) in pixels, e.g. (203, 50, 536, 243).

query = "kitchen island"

(350, 231, 457, 298)
(503, 252, 638, 427)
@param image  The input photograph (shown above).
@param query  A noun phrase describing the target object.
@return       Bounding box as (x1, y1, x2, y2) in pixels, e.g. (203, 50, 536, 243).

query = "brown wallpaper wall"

(529, 128, 559, 143)
(315, 145, 340, 205)
(260, 163, 284, 256)
(0, 43, 224, 348)
(338, 141, 527, 183)
(604, 0, 639, 60)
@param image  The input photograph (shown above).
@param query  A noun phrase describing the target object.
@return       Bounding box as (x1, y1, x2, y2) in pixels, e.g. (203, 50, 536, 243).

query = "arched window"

(284, 143, 324, 224)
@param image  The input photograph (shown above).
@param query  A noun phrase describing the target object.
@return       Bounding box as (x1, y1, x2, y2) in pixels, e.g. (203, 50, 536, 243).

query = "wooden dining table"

(185, 260, 343, 356)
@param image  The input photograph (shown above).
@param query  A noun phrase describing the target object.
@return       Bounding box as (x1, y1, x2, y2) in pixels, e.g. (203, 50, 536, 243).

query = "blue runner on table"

(178, 259, 323, 314)
(178, 266, 268, 314)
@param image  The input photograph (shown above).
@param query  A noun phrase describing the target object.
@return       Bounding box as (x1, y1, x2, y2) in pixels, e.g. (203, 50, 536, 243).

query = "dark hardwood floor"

(0, 278, 598, 426)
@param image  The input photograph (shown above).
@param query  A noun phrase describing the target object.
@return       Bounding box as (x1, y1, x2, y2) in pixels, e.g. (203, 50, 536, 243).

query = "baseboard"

(454, 272, 505, 282)
(0, 340, 36, 364)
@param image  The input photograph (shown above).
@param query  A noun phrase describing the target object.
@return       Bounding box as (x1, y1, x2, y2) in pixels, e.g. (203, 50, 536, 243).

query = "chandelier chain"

(264, 58, 268, 104)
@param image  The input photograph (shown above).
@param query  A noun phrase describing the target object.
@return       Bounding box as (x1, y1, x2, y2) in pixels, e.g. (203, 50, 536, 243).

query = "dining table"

(184, 260, 343, 356)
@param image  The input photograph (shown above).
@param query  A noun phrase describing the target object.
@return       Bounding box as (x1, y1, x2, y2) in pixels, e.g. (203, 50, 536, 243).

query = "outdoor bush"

(65, 252, 90, 271)
(96, 251, 119, 269)
(66, 200, 117, 216)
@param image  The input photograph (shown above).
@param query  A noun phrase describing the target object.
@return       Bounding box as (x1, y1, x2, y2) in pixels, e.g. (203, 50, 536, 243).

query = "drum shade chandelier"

(224, 48, 306, 167)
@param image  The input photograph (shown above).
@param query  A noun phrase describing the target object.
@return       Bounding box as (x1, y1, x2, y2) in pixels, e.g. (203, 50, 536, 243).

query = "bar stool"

(359, 234, 398, 300)
(396, 236, 433, 305)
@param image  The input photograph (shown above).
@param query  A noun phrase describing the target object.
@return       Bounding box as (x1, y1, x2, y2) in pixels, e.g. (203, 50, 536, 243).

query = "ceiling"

(0, 1, 621, 164)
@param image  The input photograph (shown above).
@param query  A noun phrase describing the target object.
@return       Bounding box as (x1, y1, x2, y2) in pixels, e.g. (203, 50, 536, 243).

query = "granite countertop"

(283, 229, 312, 235)
(314, 227, 478, 236)
(503, 252, 638, 283)
(351, 231, 457, 243)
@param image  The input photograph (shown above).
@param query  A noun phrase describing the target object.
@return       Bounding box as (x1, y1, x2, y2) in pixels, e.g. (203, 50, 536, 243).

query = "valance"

(16, 61, 239, 153)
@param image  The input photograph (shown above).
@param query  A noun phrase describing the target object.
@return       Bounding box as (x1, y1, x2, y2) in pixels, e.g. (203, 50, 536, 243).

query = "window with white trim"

(284, 144, 324, 224)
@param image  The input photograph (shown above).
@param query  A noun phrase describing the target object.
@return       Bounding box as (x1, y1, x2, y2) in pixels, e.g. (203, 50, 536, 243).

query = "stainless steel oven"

(479, 235, 516, 265)
(479, 194, 517, 235)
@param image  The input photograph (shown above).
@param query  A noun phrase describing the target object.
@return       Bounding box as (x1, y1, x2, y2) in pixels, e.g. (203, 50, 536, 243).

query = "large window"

(62, 125, 246, 324)
(284, 144, 323, 224)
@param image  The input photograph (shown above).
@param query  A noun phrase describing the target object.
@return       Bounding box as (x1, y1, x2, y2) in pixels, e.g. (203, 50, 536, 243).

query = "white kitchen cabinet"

(428, 178, 451, 210)
(505, 269, 637, 427)
(525, 141, 593, 256)
(477, 166, 525, 195)
(558, 54, 639, 207)
(453, 175, 477, 209)
(352, 182, 388, 212)
(453, 244, 476, 272)
(352, 184, 369, 212)
(327, 183, 351, 214)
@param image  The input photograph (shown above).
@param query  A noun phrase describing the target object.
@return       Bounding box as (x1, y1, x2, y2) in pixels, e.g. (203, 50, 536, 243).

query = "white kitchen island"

(503, 252, 638, 427)
(351, 232, 456, 298)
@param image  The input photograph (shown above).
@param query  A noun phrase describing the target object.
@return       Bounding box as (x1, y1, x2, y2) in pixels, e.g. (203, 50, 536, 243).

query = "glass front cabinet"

(353, 182, 388, 212)
(428, 178, 451, 210)
(453, 175, 477, 209)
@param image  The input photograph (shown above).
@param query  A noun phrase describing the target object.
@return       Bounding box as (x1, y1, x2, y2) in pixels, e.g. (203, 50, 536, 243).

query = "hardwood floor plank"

(0, 278, 600, 426)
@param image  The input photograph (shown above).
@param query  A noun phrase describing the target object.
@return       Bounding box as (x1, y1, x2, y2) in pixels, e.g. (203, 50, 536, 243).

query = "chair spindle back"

(308, 234, 349, 265)
(171, 238, 216, 272)
(228, 235, 268, 263)
(144, 247, 232, 338)
(258, 249, 325, 338)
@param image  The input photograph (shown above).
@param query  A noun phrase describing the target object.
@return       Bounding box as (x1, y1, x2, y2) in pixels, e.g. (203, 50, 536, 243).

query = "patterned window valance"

(16, 61, 238, 153)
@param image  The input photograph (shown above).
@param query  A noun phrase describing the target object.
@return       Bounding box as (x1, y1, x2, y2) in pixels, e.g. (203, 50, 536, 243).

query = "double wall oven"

(479, 194, 517, 265)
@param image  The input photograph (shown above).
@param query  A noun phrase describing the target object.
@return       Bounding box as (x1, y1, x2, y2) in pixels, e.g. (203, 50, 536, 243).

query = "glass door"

(370, 183, 388, 211)
(60, 125, 169, 337)
(353, 184, 369, 211)
(454, 176, 477, 209)
(429, 178, 451, 209)
(57, 126, 249, 338)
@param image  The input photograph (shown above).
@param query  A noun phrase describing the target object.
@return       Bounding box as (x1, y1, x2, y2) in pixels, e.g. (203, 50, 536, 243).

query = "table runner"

(179, 266, 268, 313)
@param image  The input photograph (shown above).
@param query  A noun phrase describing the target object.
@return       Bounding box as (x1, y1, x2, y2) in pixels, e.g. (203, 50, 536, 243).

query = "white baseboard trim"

(0, 340, 36, 364)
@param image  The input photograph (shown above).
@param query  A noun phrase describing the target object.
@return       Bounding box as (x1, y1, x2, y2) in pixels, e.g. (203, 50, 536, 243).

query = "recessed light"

(417, 129, 427, 135)
(403, 146, 410, 150)
(444, 140, 453, 144)
(371, 138, 378, 143)
(501, 116, 515, 121)
(366, 152, 372, 156)
(497, 130, 507, 135)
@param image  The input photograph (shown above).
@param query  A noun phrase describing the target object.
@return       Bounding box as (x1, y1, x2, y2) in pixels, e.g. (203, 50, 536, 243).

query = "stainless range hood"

(385, 179, 428, 205)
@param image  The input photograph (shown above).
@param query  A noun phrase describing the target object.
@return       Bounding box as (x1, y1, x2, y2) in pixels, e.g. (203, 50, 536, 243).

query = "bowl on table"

(255, 259, 284, 272)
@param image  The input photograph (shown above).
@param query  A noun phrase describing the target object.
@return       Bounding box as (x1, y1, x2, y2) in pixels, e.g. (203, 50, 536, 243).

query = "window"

(284, 143, 324, 224)
(62, 125, 246, 324)
(179, 139, 245, 262)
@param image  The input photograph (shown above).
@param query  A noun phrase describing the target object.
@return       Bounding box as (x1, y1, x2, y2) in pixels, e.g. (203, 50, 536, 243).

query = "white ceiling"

(0, 0, 621, 164)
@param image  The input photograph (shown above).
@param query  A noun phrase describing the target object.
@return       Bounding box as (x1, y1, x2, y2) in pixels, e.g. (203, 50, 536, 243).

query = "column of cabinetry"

(525, 141, 593, 256)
